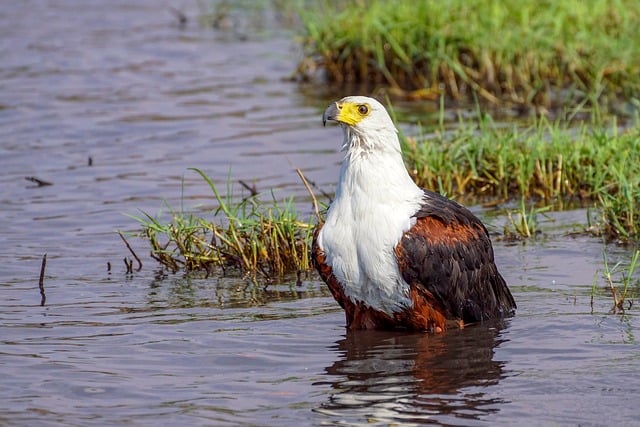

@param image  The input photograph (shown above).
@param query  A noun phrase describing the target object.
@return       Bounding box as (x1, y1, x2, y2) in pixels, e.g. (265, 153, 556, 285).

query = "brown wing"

(395, 190, 516, 323)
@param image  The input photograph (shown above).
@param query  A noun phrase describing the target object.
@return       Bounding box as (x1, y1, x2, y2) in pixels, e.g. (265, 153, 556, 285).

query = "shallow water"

(1, 1, 639, 426)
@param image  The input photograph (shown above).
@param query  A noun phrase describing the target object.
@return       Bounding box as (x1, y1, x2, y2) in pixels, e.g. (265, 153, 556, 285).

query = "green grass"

(297, 0, 640, 109)
(399, 112, 640, 242)
(503, 197, 551, 240)
(596, 173, 640, 243)
(596, 247, 640, 313)
(131, 168, 316, 282)
(403, 115, 639, 200)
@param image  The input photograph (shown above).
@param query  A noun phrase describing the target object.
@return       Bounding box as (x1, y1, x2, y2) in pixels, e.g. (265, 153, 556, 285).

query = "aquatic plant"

(503, 198, 551, 240)
(297, 0, 640, 109)
(131, 168, 317, 282)
(597, 247, 640, 313)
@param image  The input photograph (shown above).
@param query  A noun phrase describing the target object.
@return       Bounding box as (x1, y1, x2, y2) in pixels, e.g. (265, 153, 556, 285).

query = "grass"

(503, 198, 551, 240)
(597, 174, 640, 243)
(132, 116, 639, 283)
(595, 247, 640, 313)
(296, 0, 640, 109)
(131, 168, 317, 283)
(400, 113, 640, 242)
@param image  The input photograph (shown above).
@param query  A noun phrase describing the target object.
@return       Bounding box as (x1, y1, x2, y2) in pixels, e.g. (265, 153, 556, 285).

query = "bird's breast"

(319, 193, 420, 314)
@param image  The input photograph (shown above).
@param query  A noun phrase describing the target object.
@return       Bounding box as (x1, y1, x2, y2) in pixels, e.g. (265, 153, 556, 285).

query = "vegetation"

(297, 0, 640, 109)
(595, 248, 640, 313)
(597, 175, 640, 243)
(131, 169, 317, 282)
(400, 114, 640, 242)
(502, 198, 551, 240)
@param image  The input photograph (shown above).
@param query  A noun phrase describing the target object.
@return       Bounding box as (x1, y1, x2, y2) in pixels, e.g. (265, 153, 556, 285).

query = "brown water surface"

(1, 2, 639, 426)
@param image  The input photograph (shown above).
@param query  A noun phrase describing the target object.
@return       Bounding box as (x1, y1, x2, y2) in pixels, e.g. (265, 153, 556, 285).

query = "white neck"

(337, 127, 420, 200)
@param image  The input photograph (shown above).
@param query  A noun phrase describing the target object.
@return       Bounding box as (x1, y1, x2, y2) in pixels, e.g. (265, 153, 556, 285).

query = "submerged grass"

(297, 0, 640, 109)
(131, 168, 316, 282)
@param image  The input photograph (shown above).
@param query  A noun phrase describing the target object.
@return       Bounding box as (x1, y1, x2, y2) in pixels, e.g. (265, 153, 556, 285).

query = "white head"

(323, 96, 400, 154)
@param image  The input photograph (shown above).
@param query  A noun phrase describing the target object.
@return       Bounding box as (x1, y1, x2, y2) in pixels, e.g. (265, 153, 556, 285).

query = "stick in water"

(118, 231, 142, 271)
(39, 254, 47, 306)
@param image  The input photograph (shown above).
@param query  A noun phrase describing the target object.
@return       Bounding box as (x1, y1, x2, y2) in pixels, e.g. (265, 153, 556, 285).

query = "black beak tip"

(322, 103, 339, 127)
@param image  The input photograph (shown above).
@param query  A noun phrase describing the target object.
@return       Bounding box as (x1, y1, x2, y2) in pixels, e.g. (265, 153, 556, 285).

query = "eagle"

(312, 96, 516, 332)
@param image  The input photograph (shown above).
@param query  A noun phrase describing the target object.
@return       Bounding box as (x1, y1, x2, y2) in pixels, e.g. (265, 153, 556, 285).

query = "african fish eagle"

(312, 96, 516, 332)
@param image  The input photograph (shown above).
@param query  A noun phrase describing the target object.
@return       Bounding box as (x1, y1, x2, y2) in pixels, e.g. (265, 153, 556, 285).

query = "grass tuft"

(401, 114, 640, 242)
(599, 248, 640, 313)
(596, 176, 640, 243)
(131, 168, 316, 283)
(503, 198, 551, 240)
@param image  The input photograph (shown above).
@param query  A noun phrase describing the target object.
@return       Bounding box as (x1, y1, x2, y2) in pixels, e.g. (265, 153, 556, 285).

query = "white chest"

(317, 150, 424, 314)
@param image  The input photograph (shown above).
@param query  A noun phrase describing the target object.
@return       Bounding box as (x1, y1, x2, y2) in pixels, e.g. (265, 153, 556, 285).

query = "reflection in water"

(316, 323, 510, 424)
(143, 273, 332, 311)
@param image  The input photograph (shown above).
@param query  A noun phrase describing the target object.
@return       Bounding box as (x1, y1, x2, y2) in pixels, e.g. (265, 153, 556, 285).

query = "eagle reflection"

(315, 322, 510, 424)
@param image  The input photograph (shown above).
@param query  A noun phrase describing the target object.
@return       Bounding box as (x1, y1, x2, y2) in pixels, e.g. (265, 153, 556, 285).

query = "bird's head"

(323, 96, 399, 153)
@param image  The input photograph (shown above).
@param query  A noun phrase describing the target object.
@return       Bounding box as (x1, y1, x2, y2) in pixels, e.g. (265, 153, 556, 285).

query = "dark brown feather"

(396, 190, 516, 323)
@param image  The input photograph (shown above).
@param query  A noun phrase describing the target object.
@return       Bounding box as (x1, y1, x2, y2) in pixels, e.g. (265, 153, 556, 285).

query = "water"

(1, 1, 639, 426)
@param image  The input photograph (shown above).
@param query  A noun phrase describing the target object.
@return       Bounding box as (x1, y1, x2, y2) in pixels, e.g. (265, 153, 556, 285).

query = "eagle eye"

(357, 104, 369, 115)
